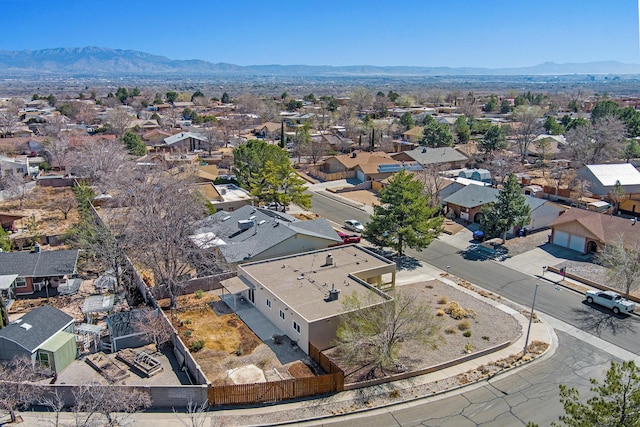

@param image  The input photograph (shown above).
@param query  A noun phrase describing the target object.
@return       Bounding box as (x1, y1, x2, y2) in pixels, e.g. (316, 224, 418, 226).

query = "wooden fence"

(207, 373, 344, 406)
(309, 343, 343, 375)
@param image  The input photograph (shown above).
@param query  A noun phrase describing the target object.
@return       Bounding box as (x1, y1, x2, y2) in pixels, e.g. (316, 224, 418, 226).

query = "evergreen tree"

(623, 139, 640, 162)
(454, 115, 471, 144)
(480, 173, 531, 243)
(399, 112, 414, 130)
(121, 131, 146, 156)
(363, 170, 443, 256)
(479, 125, 507, 155)
(421, 116, 454, 147)
(551, 360, 640, 427)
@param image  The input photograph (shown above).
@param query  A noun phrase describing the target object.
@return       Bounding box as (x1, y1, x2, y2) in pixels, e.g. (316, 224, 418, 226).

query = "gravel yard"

(325, 279, 522, 384)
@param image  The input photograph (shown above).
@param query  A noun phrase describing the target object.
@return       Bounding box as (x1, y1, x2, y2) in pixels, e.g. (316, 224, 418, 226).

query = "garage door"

(569, 235, 586, 253)
(553, 230, 569, 247)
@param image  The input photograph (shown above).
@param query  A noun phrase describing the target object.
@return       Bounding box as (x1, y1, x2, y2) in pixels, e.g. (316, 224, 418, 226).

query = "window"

(266, 298, 272, 309)
(293, 321, 301, 334)
(279, 309, 285, 320)
(14, 277, 27, 288)
(38, 352, 50, 368)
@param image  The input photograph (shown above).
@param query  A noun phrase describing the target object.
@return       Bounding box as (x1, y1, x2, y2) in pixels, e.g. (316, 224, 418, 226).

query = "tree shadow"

(571, 302, 637, 337)
(392, 255, 421, 271)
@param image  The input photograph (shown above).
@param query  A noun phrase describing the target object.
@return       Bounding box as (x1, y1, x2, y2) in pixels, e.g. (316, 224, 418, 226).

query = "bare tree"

(135, 308, 173, 350)
(512, 105, 543, 162)
(71, 383, 151, 427)
(563, 117, 626, 166)
(335, 290, 441, 378)
(597, 238, 640, 300)
(350, 87, 373, 112)
(0, 357, 46, 424)
(0, 104, 20, 137)
(38, 390, 65, 427)
(43, 137, 71, 171)
(173, 399, 210, 427)
(0, 171, 30, 209)
(570, 178, 592, 206)
(533, 137, 552, 177)
(107, 108, 134, 138)
(54, 191, 77, 220)
(418, 163, 448, 208)
(70, 137, 132, 193)
(235, 94, 261, 115)
(42, 114, 68, 139)
(120, 172, 226, 308)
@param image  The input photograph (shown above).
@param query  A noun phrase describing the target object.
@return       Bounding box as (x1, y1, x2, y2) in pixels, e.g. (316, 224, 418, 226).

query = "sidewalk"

(22, 267, 555, 427)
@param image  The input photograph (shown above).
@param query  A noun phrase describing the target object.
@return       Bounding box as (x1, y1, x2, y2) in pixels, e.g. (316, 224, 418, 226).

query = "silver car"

(344, 219, 364, 233)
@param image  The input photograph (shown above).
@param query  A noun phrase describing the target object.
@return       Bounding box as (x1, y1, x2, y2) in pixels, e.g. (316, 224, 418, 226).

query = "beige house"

(550, 207, 640, 253)
(226, 245, 396, 354)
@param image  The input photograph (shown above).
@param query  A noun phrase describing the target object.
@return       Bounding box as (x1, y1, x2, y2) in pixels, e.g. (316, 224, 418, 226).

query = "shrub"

(389, 389, 400, 398)
(436, 309, 445, 317)
(189, 340, 205, 352)
(444, 301, 468, 319)
(444, 327, 457, 335)
(183, 319, 192, 325)
(183, 330, 192, 337)
(194, 289, 204, 299)
(272, 334, 283, 345)
(457, 319, 471, 331)
(437, 296, 448, 305)
(464, 342, 473, 353)
(482, 335, 490, 341)
(463, 330, 472, 338)
(235, 347, 243, 356)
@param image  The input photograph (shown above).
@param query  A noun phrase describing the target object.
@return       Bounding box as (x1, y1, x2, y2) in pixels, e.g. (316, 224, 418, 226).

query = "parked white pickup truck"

(585, 290, 636, 314)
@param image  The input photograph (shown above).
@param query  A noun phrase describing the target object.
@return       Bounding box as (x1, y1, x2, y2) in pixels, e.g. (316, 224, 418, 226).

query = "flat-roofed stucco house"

(221, 245, 396, 354)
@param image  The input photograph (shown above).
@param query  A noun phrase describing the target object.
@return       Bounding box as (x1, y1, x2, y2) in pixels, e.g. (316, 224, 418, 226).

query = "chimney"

(325, 253, 333, 266)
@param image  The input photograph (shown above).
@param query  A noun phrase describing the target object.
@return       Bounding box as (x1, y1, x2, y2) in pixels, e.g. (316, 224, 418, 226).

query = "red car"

(337, 231, 361, 244)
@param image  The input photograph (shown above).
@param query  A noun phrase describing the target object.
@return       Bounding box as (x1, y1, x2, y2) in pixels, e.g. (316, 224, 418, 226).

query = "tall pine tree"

(480, 173, 531, 243)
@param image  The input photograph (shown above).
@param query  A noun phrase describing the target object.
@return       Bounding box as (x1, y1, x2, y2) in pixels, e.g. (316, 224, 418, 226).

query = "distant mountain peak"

(0, 47, 638, 76)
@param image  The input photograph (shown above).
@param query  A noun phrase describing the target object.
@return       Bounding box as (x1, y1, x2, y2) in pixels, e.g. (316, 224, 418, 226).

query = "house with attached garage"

(220, 245, 396, 355)
(443, 184, 566, 232)
(0, 305, 76, 374)
(549, 207, 640, 253)
(391, 146, 468, 170)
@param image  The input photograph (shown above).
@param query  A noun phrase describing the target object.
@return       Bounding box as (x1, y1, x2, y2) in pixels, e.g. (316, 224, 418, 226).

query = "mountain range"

(0, 47, 639, 77)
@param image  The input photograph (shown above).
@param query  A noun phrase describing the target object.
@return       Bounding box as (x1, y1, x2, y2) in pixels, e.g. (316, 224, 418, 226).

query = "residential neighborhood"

(2, 7, 640, 422)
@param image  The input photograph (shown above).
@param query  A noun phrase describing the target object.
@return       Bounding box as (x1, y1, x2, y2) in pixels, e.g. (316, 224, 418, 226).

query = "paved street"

(309, 191, 640, 356)
(310, 330, 614, 427)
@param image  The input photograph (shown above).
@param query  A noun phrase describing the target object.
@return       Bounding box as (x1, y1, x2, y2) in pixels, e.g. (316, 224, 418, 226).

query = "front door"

(248, 288, 255, 304)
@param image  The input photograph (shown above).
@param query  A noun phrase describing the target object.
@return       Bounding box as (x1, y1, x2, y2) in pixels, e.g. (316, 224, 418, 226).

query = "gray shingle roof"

(0, 305, 73, 353)
(443, 185, 546, 210)
(0, 249, 79, 278)
(192, 205, 341, 263)
(397, 147, 468, 165)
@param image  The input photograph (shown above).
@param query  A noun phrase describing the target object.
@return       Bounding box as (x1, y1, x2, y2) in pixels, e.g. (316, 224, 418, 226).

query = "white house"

(222, 245, 396, 354)
(575, 163, 640, 197)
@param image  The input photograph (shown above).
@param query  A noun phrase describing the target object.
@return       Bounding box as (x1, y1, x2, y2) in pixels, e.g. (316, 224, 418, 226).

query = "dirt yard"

(0, 185, 80, 248)
(326, 279, 522, 384)
(160, 293, 315, 385)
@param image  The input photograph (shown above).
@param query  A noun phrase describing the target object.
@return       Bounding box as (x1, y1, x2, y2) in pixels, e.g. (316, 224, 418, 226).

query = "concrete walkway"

(221, 295, 284, 341)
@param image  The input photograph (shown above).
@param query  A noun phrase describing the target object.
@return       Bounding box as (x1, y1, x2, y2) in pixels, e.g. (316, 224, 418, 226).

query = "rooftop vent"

(20, 323, 33, 331)
(238, 219, 254, 230)
(222, 215, 231, 221)
(422, 147, 427, 153)
(327, 284, 340, 301)
(325, 253, 333, 266)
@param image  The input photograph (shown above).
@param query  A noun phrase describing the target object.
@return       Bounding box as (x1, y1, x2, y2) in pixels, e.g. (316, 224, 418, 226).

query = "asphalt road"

(313, 331, 612, 427)
(309, 192, 640, 355)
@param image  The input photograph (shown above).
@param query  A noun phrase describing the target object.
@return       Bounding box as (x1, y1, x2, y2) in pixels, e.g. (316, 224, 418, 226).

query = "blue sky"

(1, 0, 638, 68)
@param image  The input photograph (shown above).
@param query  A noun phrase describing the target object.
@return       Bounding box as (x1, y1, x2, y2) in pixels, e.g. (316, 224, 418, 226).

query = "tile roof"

(550, 207, 640, 247)
(0, 305, 73, 353)
(0, 249, 79, 278)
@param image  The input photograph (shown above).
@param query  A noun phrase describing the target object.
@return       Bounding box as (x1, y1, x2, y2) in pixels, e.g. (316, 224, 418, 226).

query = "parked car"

(344, 219, 364, 233)
(337, 231, 361, 244)
(585, 290, 636, 314)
